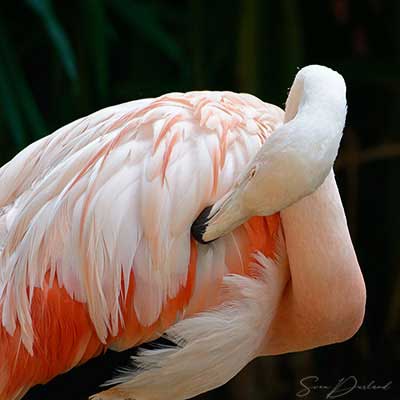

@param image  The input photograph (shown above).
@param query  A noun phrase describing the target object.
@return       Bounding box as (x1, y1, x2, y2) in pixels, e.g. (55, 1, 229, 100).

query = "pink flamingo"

(0, 65, 365, 400)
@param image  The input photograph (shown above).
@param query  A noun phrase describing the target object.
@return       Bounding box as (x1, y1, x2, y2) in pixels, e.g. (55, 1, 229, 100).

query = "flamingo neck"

(280, 170, 359, 300)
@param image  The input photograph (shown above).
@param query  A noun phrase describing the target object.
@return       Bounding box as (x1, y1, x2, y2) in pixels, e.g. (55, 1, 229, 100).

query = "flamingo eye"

(249, 166, 257, 178)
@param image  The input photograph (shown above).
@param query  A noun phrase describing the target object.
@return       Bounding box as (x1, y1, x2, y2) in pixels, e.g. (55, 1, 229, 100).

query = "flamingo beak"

(191, 187, 249, 244)
(191, 206, 214, 244)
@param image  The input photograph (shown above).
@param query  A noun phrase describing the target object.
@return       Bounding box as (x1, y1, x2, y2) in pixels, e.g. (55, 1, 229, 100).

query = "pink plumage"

(0, 66, 366, 400)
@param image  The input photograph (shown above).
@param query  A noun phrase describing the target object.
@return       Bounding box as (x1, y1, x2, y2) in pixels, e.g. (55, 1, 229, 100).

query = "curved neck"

(285, 65, 347, 124)
(194, 65, 348, 244)
(280, 171, 361, 305)
(284, 75, 304, 123)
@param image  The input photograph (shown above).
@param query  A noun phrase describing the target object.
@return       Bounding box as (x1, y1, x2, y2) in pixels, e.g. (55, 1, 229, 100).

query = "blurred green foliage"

(1, 0, 399, 399)
(0, 0, 310, 156)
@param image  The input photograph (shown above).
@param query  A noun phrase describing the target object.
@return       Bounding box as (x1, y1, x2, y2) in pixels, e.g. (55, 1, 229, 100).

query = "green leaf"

(81, 0, 109, 103)
(11, 66, 47, 140)
(27, 0, 78, 80)
(109, 0, 185, 67)
(0, 60, 27, 149)
(0, 30, 47, 140)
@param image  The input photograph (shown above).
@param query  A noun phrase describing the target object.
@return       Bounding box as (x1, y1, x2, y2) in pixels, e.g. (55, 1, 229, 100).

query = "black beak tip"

(191, 206, 215, 244)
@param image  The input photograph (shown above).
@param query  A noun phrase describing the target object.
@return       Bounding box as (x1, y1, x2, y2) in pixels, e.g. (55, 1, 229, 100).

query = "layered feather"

(93, 230, 289, 400)
(0, 91, 283, 362)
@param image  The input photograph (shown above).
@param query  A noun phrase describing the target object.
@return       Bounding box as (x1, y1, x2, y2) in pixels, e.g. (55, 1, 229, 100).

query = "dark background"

(1, 1, 399, 399)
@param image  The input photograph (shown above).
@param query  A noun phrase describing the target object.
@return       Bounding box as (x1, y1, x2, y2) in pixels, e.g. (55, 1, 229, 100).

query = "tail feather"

(92, 232, 289, 400)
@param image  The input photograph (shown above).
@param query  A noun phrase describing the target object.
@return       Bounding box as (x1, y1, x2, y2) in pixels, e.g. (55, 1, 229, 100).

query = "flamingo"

(0, 65, 365, 400)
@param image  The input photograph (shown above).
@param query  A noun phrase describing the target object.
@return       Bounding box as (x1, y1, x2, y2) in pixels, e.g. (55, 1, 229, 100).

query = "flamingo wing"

(0, 92, 284, 399)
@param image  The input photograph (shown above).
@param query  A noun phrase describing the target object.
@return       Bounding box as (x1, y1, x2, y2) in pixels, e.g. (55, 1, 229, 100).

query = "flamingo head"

(192, 65, 347, 243)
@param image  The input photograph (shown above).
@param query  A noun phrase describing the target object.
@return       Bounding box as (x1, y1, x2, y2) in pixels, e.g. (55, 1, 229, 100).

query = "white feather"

(94, 231, 288, 400)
